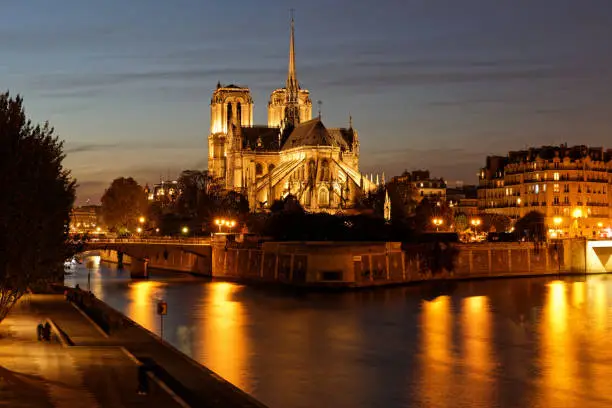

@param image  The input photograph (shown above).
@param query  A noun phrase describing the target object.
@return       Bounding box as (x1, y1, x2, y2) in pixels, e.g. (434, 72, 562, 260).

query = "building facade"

(390, 170, 447, 204)
(207, 18, 377, 212)
(478, 145, 612, 238)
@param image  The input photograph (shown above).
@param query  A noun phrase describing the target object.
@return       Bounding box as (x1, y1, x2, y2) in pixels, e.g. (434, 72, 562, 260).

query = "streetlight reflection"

(198, 282, 249, 392)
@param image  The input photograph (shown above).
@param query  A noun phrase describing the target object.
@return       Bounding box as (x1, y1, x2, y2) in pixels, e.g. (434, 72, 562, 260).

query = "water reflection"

(462, 296, 493, 404)
(419, 296, 452, 406)
(65, 263, 612, 408)
(196, 282, 249, 392)
(128, 280, 166, 334)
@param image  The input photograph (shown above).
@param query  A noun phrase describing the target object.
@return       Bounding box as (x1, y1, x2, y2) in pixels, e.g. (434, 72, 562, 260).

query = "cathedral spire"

(287, 10, 297, 92)
(283, 11, 300, 131)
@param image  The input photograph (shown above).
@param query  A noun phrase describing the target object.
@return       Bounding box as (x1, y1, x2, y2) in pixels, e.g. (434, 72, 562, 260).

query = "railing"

(86, 237, 212, 245)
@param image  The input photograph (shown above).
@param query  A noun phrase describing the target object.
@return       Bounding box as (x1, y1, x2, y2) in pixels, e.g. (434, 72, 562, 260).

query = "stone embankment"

(63, 286, 268, 408)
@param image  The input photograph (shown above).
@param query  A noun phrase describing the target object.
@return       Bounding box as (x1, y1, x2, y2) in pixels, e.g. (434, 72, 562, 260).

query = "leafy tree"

(409, 198, 454, 233)
(176, 170, 212, 217)
(0, 92, 76, 321)
(101, 177, 147, 232)
(514, 211, 546, 241)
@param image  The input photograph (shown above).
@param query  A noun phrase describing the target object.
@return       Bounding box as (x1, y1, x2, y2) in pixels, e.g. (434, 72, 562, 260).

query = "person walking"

(137, 365, 149, 395)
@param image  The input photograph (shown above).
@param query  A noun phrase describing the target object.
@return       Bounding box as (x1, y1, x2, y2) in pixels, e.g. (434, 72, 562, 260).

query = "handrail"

(85, 238, 212, 245)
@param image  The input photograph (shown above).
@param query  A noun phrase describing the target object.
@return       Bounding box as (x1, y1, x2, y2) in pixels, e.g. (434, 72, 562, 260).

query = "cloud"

(32, 67, 285, 93)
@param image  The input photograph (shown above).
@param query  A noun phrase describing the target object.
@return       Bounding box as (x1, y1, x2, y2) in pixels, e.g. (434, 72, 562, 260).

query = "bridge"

(83, 237, 214, 278)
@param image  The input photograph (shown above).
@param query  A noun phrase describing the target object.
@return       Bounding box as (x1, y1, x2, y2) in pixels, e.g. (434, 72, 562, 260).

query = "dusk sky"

(3, 0, 612, 204)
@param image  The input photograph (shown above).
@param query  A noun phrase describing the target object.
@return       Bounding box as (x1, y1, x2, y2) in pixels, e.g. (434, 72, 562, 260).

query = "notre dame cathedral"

(207, 17, 378, 212)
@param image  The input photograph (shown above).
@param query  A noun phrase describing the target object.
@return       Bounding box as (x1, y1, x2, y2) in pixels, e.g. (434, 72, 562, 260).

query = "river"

(65, 257, 612, 408)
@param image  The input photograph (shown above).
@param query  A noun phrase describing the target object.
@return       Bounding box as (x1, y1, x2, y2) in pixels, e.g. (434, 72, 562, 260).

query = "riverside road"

(66, 259, 612, 408)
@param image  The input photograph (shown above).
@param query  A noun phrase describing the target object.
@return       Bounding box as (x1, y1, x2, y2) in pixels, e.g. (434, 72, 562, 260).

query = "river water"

(65, 257, 612, 408)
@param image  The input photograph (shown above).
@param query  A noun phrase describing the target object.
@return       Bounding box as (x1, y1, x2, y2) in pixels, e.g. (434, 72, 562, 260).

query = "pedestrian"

(137, 365, 149, 395)
(36, 322, 44, 341)
(43, 322, 51, 341)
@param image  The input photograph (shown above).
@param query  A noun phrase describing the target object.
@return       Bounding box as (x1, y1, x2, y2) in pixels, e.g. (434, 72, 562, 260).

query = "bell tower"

(208, 84, 253, 180)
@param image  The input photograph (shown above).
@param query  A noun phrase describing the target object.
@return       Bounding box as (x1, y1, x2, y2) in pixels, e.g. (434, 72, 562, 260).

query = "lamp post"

(432, 217, 443, 232)
(214, 218, 237, 234)
(470, 218, 481, 239)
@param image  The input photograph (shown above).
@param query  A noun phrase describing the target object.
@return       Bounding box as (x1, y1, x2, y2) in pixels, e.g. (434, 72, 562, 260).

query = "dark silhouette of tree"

(0, 92, 76, 322)
(409, 198, 454, 233)
(101, 177, 147, 232)
(176, 170, 213, 217)
(514, 211, 546, 241)
(481, 213, 512, 233)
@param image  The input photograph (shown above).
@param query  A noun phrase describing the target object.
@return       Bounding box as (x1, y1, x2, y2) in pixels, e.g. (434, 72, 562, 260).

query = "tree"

(176, 170, 212, 217)
(514, 211, 546, 241)
(0, 92, 76, 322)
(101, 177, 147, 232)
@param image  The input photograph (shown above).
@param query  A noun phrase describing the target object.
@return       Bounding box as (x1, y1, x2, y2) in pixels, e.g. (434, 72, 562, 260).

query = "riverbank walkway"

(0, 295, 183, 408)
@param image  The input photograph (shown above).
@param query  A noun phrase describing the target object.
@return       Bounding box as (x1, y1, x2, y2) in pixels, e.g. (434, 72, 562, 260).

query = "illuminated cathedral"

(207, 17, 379, 212)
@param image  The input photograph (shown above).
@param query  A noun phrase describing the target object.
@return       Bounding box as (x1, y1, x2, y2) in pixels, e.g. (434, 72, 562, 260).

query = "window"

(268, 163, 276, 173)
(564, 184, 569, 193)
(255, 163, 263, 176)
(553, 183, 559, 193)
(554, 172, 560, 181)
(563, 196, 569, 204)
(553, 196, 560, 205)
(320, 160, 330, 181)
(318, 188, 329, 206)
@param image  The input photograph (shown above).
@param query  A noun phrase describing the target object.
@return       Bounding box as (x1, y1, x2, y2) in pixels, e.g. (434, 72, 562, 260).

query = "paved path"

(0, 295, 181, 408)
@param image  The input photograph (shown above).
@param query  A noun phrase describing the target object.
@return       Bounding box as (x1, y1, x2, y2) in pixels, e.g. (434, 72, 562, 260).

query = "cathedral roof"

(281, 118, 353, 151)
(239, 126, 281, 151)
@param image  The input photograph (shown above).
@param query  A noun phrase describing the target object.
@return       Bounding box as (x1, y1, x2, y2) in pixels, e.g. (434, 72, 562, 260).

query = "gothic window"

(268, 164, 276, 173)
(255, 163, 263, 176)
(308, 160, 316, 180)
(236, 102, 242, 125)
(318, 187, 329, 207)
(320, 160, 330, 181)
(226, 103, 233, 129)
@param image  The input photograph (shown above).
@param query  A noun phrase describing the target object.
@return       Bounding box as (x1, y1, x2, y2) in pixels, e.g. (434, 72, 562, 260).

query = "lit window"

(535, 184, 539, 194)
(553, 183, 559, 193)
(554, 172, 560, 181)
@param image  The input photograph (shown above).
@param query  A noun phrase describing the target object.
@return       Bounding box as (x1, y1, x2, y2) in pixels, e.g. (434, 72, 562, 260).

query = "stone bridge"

(84, 238, 213, 278)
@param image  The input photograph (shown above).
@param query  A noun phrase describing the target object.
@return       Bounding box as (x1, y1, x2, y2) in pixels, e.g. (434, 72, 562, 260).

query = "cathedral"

(207, 18, 378, 213)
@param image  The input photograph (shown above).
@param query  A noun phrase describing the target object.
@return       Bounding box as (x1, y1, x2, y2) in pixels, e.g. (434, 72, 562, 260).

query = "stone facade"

(207, 18, 377, 212)
(478, 145, 612, 238)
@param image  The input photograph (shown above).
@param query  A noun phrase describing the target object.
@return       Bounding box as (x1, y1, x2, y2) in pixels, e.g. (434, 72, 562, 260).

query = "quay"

(86, 237, 612, 287)
(0, 290, 268, 408)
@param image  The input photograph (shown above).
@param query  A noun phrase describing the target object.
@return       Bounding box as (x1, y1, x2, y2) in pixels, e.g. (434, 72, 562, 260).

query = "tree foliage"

(101, 177, 147, 232)
(514, 211, 546, 241)
(0, 92, 76, 321)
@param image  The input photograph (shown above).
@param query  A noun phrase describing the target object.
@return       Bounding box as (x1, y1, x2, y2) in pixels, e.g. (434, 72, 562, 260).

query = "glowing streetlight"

(181, 226, 189, 235)
(136, 227, 142, 233)
(214, 218, 237, 233)
(139, 216, 146, 224)
(553, 217, 563, 226)
(432, 217, 443, 232)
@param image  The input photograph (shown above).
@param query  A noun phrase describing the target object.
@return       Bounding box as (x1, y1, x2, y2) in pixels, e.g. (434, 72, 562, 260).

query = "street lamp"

(470, 218, 482, 240)
(136, 227, 143, 234)
(214, 218, 237, 233)
(182, 226, 189, 235)
(139, 216, 146, 224)
(227, 220, 237, 233)
(432, 217, 443, 232)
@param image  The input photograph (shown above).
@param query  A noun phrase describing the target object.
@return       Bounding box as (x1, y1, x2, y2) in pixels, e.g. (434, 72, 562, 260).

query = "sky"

(3, 0, 612, 204)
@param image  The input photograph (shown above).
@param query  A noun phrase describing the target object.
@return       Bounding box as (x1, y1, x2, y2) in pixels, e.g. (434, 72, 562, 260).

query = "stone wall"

(211, 241, 569, 287)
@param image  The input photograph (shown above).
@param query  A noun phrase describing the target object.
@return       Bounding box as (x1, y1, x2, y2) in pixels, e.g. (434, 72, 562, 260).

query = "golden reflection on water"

(540, 280, 575, 405)
(128, 280, 165, 333)
(462, 296, 492, 397)
(419, 296, 451, 406)
(198, 282, 249, 392)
